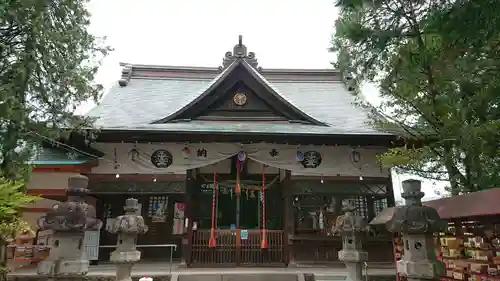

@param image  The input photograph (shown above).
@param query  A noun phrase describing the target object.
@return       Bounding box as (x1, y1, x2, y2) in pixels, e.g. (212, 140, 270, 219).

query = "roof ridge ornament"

(219, 35, 260, 71)
(118, 64, 133, 87)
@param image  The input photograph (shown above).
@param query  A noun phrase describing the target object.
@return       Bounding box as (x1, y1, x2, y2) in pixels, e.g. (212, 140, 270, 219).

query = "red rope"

(209, 167, 216, 247)
(261, 165, 267, 249)
(235, 160, 241, 194)
(392, 234, 399, 281)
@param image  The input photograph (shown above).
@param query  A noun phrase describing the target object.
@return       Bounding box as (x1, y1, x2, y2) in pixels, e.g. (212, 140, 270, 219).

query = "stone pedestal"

(107, 198, 148, 281)
(386, 180, 447, 281)
(333, 200, 368, 281)
(36, 174, 101, 276)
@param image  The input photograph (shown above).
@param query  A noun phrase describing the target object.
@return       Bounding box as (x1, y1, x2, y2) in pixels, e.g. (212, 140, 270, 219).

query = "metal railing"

(99, 244, 178, 273)
(364, 261, 369, 281)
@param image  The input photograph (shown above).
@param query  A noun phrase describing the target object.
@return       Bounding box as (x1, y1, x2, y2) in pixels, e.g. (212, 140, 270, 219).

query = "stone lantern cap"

(369, 179, 447, 234)
(37, 174, 102, 232)
(107, 198, 148, 235)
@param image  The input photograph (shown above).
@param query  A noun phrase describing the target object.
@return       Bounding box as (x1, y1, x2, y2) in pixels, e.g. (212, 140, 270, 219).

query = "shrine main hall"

(24, 36, 398, 267)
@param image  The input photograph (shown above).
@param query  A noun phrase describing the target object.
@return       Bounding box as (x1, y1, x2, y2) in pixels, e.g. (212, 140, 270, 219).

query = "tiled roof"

(87, 36, 390, 137)
(86, 65, 389, 135)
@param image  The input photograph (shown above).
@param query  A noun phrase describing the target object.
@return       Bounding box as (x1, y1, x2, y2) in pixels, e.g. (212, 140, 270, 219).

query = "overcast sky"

(82, 0, 447, 201)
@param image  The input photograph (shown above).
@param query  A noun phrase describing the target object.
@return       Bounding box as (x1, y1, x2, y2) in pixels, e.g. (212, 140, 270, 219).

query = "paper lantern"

(128, 146, 140, 162)
(182, 146, 190, 159)
(237, 151, 246, 162)
(352, 149, 361, 163)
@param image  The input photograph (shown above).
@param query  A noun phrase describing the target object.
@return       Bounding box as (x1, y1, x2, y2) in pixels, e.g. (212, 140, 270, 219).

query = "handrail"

(100, 244, 178, 273)
(99, 244, 178, 249)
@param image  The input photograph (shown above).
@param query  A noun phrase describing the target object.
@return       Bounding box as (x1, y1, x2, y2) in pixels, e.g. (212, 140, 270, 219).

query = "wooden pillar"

(180, 169, 195, 267)
(283, 170, 295, 267)
(367, 197, 376, 221)
(386, 175, 396, 207)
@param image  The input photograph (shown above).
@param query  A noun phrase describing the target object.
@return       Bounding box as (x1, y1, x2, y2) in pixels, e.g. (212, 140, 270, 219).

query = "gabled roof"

(86, 36, 392, 137)
(151, 59, 326, 125)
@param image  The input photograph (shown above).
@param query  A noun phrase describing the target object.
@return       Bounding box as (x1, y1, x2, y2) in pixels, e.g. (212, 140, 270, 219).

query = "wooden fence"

(190, 229, 284, 266)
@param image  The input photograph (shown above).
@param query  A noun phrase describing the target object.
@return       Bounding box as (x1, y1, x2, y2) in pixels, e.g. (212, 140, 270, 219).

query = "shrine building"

(23, 36, 400, 267)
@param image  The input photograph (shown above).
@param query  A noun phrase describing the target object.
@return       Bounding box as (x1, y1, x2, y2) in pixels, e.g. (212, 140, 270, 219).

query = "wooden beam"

(32, 165, 92, 173)
(291, 175, 389, 184)
(87, 173, 185, 181)
(94, 130, 405, 147)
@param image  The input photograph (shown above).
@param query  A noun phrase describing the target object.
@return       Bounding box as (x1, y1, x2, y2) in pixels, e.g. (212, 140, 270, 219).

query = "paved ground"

(8, 262, 397, 277)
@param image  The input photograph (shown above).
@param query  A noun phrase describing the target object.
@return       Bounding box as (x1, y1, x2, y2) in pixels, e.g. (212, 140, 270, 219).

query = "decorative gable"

(195, 81, 288, 121)
(151, 36, 326, 126)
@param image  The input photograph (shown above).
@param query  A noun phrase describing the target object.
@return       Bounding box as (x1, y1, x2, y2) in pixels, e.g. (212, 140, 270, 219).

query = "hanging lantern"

(296, 150, 304, 162)
(182, 146, 191, 159)
(129, 145, 140, 162)
(237, 151, 246, 162)
(113, 147, 120, 178)
(351, 149, 361, 163)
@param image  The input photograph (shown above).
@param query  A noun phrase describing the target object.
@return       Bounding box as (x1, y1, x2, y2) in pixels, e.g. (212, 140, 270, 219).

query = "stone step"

(177, 273, 300, 281)
(313, 275, 347, 281)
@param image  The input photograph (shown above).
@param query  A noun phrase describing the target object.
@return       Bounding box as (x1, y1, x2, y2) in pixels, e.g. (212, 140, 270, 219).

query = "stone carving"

(220, 35, 260, 70)
(379, 179, 446, 281)
(37, 174, 102, 276)
(107, 198, 148, 281)
(334, 199, 368, 281)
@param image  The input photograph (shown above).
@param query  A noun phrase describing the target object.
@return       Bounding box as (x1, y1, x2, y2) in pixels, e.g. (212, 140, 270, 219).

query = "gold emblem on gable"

(233, 93, 247, 106)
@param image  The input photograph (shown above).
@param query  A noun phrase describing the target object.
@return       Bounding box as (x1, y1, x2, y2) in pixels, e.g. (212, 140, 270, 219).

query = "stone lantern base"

(37, 259, 89, 276)
(110, 249, 141, 263)
(338, 249, 368, 262)
(338, 250, 368, 281)
(397, 260, 445, 280)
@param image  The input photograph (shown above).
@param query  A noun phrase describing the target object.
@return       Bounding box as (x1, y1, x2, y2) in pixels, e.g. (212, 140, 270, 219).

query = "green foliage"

(0, 178, 37, 242)
(0, 0, 111, 266)
(333, 0, 500, 194)
(0, 0, 111, 178)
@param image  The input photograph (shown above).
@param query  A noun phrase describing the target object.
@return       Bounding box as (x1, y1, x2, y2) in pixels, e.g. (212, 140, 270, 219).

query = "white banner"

(91, 142, 387, 177)
(92, 142, 240, 174)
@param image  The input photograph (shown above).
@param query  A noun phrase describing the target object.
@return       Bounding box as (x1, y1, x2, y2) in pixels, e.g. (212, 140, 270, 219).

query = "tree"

(0, 0, 111, 269)
(332, 0, 500, 194)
